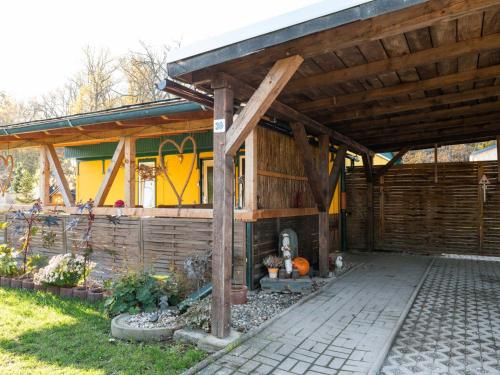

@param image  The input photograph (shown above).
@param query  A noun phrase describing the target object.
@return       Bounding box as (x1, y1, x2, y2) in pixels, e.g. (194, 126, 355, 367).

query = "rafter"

(286, 33, 500, 93)
(294, 64, 500, 113)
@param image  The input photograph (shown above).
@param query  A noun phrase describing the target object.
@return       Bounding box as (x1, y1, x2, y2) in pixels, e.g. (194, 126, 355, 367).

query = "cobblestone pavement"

(380, 257, 500, 375)
(196, 254, 431, 374)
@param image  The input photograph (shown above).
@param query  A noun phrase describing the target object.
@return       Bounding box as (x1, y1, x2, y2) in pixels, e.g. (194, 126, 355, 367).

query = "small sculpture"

(335, 255, 344, 270)
(281, 233, 293, 276)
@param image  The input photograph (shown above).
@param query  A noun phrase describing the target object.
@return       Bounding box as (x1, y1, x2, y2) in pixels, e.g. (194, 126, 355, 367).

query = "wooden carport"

(166, 0, 500, 338)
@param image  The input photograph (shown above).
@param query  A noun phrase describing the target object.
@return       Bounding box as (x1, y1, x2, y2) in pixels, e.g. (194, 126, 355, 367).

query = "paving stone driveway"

(196, 254, 431, 374)
(380, 257, 500, 375)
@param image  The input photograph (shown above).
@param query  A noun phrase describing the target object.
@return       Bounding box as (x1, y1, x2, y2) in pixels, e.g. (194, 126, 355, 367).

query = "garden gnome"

(281, 233, 293, 276)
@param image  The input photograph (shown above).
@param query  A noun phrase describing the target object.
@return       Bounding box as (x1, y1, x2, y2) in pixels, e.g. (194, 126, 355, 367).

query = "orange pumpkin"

(292, 257, 310, 276)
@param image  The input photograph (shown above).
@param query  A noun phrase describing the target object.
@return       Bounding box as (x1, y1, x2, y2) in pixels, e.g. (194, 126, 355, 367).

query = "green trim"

(3, 101, 202, 135)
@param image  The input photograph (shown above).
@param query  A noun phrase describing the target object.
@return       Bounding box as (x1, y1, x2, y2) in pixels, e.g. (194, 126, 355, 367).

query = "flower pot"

(231, 285, 248, 305)
(72, 287, 88, 300)
(1, 277, 12, 288)
(46, 285, 60, 296)
(60, 287, 74, 298)
(22, 279, 35, 290)
(34, 283, 46, 292)
(268, 268, 279, 279)
(10, 278, 23, 289)
(87, 288, 104, 302)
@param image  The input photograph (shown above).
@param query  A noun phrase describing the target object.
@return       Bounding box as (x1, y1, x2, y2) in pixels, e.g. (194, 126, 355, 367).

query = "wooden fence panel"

(347, 161, 499, 255)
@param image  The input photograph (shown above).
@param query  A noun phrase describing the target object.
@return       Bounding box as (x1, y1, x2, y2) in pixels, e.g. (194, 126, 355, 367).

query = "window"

(138, 160, 156, 208)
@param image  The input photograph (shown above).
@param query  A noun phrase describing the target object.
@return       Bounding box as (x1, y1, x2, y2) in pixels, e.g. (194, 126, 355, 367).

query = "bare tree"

(120, 41, 178, 103)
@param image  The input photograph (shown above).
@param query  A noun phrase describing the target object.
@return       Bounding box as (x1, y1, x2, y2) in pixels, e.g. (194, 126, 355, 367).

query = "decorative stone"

(111, 313, 178, 342)
(260, 276, 313, 293)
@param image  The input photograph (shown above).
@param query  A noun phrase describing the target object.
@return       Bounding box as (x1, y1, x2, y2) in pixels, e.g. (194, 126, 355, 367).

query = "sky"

(0, 0, 321, 101)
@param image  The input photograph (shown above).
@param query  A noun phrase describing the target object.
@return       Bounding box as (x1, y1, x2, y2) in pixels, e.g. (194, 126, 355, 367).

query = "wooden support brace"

(225, 55, 303, 156)
(327, 145, 347, 206)
(44, 144, 74, 207)
(211, 78, 234, 339)
(95, 138, 125, 206)
(244, 128, 258, 211)
(291, 123, 327, 211)
(39, 146, 50, 206)
(373, 147, 411, 180)
(124, 137, 136, 208)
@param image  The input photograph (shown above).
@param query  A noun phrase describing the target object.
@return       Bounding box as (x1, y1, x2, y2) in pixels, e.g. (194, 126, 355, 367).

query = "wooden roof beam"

(286, 33, 500, 93)
(295, 64, 500, 113)
(219, 72, 374, 157)
(325, 85, 500, 123)
(373, 147, 411, 180)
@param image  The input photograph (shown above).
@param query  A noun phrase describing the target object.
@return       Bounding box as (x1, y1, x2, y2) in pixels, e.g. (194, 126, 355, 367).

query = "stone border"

(368, 256, 435, 375)
(182, 263, 364, 375)
(111, 313, 178, 342)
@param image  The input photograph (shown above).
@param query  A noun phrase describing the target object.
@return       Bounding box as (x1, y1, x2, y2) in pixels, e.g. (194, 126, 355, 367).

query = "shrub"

(104, 272, 179, 316)
(0, 245, 19, 277)
(34, 253, 92, 287)
(26, 254, 48, 274)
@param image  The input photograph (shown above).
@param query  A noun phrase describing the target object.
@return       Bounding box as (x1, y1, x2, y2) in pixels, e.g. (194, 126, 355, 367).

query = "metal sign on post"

(479, 174, 490, 202)
(214, 118, 226, 133)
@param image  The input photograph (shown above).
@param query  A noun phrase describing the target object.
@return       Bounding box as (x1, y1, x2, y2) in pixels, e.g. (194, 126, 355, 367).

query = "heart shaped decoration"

(158, 136, 197, 206)
(0, 155, 14, 196)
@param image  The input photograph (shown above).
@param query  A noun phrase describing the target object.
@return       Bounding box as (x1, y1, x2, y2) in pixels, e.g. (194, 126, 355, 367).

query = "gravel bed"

(121, 264, 353, 333)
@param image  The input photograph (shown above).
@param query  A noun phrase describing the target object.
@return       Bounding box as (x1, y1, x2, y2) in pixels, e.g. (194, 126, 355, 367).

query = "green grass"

(0, 288, 205, 375)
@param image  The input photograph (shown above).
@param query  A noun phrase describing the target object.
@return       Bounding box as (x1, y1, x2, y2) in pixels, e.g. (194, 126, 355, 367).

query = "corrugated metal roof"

(64, 132, 213, 160)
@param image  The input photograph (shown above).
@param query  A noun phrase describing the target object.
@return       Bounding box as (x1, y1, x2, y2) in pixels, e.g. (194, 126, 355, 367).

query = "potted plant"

(114, 199, 125, 217)
(0, 245, 19, 288)
(263, 255, 283, 279)
(34, 253, 93, 297)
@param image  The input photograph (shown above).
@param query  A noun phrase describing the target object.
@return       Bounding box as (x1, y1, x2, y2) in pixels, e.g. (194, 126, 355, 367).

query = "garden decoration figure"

(114, 200, 125, 217)
(335, 255, 344, 270)
(158, 135, 197, 207)
(281, 233, 293, 276)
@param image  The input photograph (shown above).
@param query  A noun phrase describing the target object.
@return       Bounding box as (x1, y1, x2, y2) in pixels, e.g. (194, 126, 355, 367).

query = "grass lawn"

(0, 288, 205, 375)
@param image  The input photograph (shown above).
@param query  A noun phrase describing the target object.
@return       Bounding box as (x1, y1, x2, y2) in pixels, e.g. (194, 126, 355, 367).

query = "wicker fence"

(346, 161, 500, 255)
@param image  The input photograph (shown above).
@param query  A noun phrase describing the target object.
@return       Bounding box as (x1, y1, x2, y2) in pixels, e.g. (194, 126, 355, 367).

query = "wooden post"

(318, 135, 330, 277)
(39, 146, 50, 206)
(362, 154, 374, 251)
(434, 144, 438, 183)
(244, 128, 258, 211)
(211, 77, 234, 339)
(124, 137, 136, 208)
(497, 136, 499, 183)
(478, 164, 484, 253)
(44, 144, 74, 207)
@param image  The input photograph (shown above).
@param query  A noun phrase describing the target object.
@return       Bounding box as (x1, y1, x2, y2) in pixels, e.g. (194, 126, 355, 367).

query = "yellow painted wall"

(76, 153, 210, 206)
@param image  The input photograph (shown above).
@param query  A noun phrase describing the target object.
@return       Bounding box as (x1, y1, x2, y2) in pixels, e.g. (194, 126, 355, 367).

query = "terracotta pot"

(231, 285, 248, 305)
(72, 287, 88, 300)
(10, 278, 22, 288)
(268, 268, 279, 279)
(1, 277, 12, 288)
(34, 283, 46, 292)
(60, 287, 74, 298)
(87, 288, 104, 302)
(46, 285, 60, 296)
(22, 279, 35, 290)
